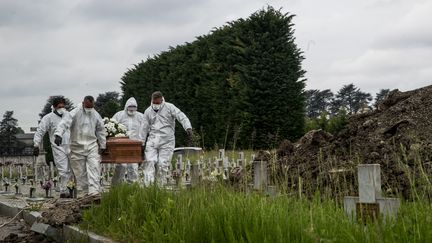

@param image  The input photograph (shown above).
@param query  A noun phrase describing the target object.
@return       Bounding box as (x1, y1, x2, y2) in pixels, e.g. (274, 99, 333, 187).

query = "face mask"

(84, 108, 94, 114)
(56, 108, 66, 115)
(151, 104, 161, 111)
(127, 110, 136, 116)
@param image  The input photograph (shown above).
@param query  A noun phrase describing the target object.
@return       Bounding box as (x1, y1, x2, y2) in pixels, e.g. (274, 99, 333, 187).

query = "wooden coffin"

(101, 137, 142, 163)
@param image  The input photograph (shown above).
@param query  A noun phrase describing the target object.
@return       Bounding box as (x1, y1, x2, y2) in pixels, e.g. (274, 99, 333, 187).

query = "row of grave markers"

(1, 150, 401, 221)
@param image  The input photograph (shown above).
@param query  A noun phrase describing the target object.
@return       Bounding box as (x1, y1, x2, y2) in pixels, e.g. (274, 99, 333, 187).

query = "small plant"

(67, 180, 76, 198)
(3, 179, 10, 191)
(41, 179, 53, 198)
(26, 202, 43, 212)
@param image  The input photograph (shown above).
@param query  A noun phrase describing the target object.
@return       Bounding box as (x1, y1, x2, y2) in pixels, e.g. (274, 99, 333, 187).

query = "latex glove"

(33, 147, 39, 156)
(141, 146, 146, 160)
(99, 148, 107, 155)
(54, 135, 62, 146)
(186, 128, 193, 146)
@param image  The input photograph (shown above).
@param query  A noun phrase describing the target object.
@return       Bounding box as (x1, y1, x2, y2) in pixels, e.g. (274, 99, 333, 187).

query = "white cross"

(344, 164, 400, 221)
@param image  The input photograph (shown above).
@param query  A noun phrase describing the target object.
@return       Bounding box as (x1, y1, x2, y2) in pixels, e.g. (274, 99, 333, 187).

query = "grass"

(81, 184, 432, 243)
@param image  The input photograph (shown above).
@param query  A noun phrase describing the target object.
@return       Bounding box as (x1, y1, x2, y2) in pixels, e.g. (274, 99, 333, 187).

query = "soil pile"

(278, 85, 432, 198)
(38, 194, 101, 227)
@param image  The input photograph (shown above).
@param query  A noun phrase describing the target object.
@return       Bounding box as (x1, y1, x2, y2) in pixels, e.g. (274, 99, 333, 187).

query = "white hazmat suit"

(55, 106, 106, 195)
(142, 99, 192, 186)
(33, 111, 71, 193)
(111, 97, 145, 185)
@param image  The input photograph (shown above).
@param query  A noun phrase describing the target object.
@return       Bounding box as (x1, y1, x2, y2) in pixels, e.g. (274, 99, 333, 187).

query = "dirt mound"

(278, 85, 432, 198)
(38, 195, 100, 227)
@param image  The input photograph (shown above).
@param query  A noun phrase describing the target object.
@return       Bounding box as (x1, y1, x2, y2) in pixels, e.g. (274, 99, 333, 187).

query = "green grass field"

(81, 184, 432, 243)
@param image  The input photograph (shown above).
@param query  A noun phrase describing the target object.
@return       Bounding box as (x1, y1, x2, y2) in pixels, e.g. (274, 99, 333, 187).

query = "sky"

(0, 0, 431, 132)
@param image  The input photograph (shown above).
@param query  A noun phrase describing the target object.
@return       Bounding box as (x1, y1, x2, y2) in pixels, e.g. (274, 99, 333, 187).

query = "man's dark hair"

(52, 96, 66, 107)
(151, 91, 163, 100)
(84, 95, 95, 102)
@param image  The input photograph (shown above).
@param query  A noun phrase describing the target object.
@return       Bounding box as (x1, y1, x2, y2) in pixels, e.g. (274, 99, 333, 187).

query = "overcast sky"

(1, 0, 431, 131)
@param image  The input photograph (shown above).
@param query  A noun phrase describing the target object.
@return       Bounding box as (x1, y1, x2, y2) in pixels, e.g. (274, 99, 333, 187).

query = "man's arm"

(33, 115, 50, 147)
(95, 114, 107, 149)
(111, 111, 121, 121)
(171, 104, 192, 131)
(54, 111, 73, 138)
(140, 111, 150, 145)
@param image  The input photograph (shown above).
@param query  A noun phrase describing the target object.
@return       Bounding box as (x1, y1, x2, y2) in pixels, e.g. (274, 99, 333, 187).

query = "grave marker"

(253, 160, 267, 191)
(344, 164, 400, 222)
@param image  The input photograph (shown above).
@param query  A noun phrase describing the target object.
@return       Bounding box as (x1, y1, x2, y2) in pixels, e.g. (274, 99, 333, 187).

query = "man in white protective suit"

(142, 91, 193, 186)
(111, 97, 145, 185)
(54, 96, 107, 196)
(33, 96, 72, 198)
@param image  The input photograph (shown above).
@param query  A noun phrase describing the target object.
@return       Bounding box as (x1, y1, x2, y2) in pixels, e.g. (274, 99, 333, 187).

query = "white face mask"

(84, 108, 94, 114)
(56, 108, 66, 115)
(127, 110, 136, 116)
(151, 103, 161, 111)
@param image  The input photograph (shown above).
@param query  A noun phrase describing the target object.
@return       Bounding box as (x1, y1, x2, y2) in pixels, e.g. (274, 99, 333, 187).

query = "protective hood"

(124, 97, 138, 111)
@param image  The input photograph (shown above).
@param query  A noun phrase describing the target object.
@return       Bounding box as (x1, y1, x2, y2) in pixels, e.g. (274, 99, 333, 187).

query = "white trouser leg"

(112, 164, 126, 185)
(70, 150, 88, 194)
(52, 146, 71, 193)
(87, 147, 101, 194)
(126, 163, 139, 183)
(155, 142, 174, 187)
(144, 146, 158, 186)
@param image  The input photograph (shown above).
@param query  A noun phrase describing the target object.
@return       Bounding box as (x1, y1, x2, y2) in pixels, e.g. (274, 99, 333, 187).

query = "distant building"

(15, 133, 35, 147)
(16, 133, 35, 155)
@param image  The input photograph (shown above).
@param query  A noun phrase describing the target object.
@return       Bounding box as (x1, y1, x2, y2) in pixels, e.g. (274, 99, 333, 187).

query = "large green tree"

(374, 89, 390, 108)
(0, 111, 25, 155)
(330, 83, 372, 115)
(95, 91, 122, 118)
(305, 89, 334, 118)
(121, 7, 306, 149)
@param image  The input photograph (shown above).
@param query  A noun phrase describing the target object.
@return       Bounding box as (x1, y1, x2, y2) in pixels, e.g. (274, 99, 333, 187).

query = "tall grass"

(82, 184, 432, 243)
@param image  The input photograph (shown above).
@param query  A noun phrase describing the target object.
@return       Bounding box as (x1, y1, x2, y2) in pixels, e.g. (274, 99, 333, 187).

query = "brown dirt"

(277, 85, 432, 199)
(37, 195, 101, 227)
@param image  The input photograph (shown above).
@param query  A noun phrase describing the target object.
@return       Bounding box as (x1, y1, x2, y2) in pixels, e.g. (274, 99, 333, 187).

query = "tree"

(305, 89, 334, 118)
(95, 91, 122, 118)
(331, 83, 372, 115)
(39, 96, 74, 164)
(121, 7, 306, 149)
(374, 89, 390, 108)
(0, 111, 25, 154)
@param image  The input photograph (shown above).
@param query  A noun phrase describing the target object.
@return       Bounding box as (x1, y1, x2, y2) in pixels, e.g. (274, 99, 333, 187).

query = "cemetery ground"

(81, 183, 432, 243)
(0, 146, 431, 242)
(0, 86, 431, 242)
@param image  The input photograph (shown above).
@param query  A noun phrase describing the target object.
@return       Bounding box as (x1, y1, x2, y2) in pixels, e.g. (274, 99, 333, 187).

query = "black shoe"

(60, 192, 71, 198)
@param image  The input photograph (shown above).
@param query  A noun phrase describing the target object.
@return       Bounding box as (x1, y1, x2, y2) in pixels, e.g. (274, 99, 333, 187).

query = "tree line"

(304, 84, 390, 134)
(0, 7, 394, 154)
(120, 7, 306, 150)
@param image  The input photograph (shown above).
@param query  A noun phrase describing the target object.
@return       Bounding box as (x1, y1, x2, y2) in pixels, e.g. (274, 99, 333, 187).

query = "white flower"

(118, 124, 127, 131)
(104, 118, 128, 138)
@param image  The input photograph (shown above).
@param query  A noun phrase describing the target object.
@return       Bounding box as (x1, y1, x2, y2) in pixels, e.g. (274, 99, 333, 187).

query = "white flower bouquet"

(103, 118, 128, 138)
